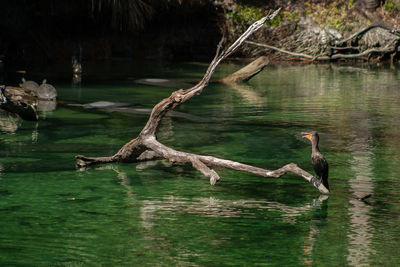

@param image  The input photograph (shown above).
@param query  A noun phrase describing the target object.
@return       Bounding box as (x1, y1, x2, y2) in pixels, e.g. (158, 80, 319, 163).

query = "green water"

(1, 61, 400, 266)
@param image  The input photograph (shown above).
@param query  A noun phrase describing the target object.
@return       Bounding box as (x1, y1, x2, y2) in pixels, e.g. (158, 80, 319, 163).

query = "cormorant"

(302, 131, 329, 190)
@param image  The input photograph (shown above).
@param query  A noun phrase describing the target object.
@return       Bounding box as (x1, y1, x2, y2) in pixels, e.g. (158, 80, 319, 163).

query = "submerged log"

(219, 56, 270, 83)
(134, 56, 270, 88)
(75, 9, 330, 194)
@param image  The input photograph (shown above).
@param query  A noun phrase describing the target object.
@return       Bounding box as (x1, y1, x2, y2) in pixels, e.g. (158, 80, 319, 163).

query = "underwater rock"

(82, 101, 133, 109)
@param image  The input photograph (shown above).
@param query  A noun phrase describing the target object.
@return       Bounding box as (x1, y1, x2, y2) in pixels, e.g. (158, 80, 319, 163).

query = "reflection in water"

(123, 159, 323, 226)
(303, 224, 319, 266)
(72, 73, 82, 87)
(96, 165, 135, 201)
(37, 100, 57, 114)
(0, 112, 20, 133)
(139, 194, 328, 228)
(2, 62, 400, 265)
(103, 164, 330, 265)
(229, 83, 265, 108)
(138, 192, 329, 265)
(302, 196, 328, 266)
(0, 111, 40, 143)
(136, 160, 172, 172)
(31, 123, 39, 143)
(347, 112, 375, 267)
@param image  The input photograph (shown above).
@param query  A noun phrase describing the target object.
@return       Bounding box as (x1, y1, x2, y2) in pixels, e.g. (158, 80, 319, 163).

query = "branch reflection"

(99, 162, 330, 264)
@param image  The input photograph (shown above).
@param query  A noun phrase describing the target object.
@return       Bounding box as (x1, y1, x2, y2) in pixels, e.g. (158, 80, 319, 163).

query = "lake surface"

(1, 60, 400, 266)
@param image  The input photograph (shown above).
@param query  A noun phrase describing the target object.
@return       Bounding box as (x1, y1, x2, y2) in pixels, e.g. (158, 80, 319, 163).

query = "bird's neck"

(312, 142, 320, 154)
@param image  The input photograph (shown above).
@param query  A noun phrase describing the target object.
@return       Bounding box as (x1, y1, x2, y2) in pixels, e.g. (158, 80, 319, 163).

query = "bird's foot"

(310, 176, 321, 188)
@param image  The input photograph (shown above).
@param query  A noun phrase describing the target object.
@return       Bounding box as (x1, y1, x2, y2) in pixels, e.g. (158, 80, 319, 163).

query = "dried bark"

(247, 40, 398, 61)
(75, 9, 330, 194)
(247, 24, 400, 63)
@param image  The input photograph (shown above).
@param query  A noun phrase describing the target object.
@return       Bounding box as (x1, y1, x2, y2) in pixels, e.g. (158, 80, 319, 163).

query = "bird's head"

(302, 131, 319, 144)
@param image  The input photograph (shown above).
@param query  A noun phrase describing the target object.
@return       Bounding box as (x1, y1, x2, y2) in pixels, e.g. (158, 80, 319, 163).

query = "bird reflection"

(302, 194, 329, 266)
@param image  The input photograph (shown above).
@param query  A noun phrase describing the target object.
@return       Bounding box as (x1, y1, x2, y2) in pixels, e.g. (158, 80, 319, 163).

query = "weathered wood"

(246, 41, 315, 60)
(75, 9, 330, 194)
(246, 23, 400, 62)
(219, 56, 270, 83)
(0, 86, 38, 121)
(247, 40, 399, 61)
(335, 23, 400, 46)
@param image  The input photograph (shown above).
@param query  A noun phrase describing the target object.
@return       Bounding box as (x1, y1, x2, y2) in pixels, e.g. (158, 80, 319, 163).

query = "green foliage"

(279, 11, 300, 24)
(382, 1, 398, 11)
(347, 1, 355, 9)
(226, 5, 300, 32)
(304, 1, 356, 32)
(226, 5, 264, 31)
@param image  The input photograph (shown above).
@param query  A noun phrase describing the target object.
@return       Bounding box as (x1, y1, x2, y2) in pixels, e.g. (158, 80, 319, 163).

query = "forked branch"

(75, 8, 330, 194)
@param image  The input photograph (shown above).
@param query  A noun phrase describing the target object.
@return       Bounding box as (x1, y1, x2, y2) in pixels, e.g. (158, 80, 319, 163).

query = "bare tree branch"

(246, 23, 400, 62)
(190, 156, 220, 185)
(335, 23, 400, 46)
(75, 8, 330, 194)
(246, 41, 315, 60)
(246, 40, 398, 62)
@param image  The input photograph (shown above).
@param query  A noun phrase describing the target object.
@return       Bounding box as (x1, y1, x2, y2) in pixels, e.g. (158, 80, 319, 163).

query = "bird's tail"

(322, 175, 329, 190)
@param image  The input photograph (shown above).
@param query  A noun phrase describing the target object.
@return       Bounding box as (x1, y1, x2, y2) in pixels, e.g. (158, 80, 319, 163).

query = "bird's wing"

(312, 156, 329, 179)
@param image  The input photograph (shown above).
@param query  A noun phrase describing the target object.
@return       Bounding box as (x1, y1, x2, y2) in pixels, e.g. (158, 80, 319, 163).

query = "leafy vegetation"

(382, 0, 399, 11)
(304, 1, 357, 32)
(225, 5, 300, 34)
(225, 5, 264, 32)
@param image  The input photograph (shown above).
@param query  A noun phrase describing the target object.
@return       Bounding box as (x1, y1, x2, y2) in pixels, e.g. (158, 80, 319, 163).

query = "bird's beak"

(302, 134, 312, 140)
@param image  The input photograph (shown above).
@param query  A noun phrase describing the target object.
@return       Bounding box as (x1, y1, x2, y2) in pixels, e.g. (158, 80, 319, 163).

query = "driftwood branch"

(219, 56, 270, 83)
(75, 8, 329, 194)
(247, 24, 400, 62)
(190, 156, 221, 185)
(246, 41, 316, 60)
(335, 23, 400, 46)
(247, 40, 398, 61)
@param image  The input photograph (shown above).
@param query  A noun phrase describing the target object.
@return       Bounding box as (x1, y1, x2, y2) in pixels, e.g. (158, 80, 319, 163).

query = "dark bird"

(302, 131, 329, 190)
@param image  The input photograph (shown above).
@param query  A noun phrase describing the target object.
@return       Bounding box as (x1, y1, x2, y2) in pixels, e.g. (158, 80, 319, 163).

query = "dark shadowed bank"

(1, 0, 400, 71)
